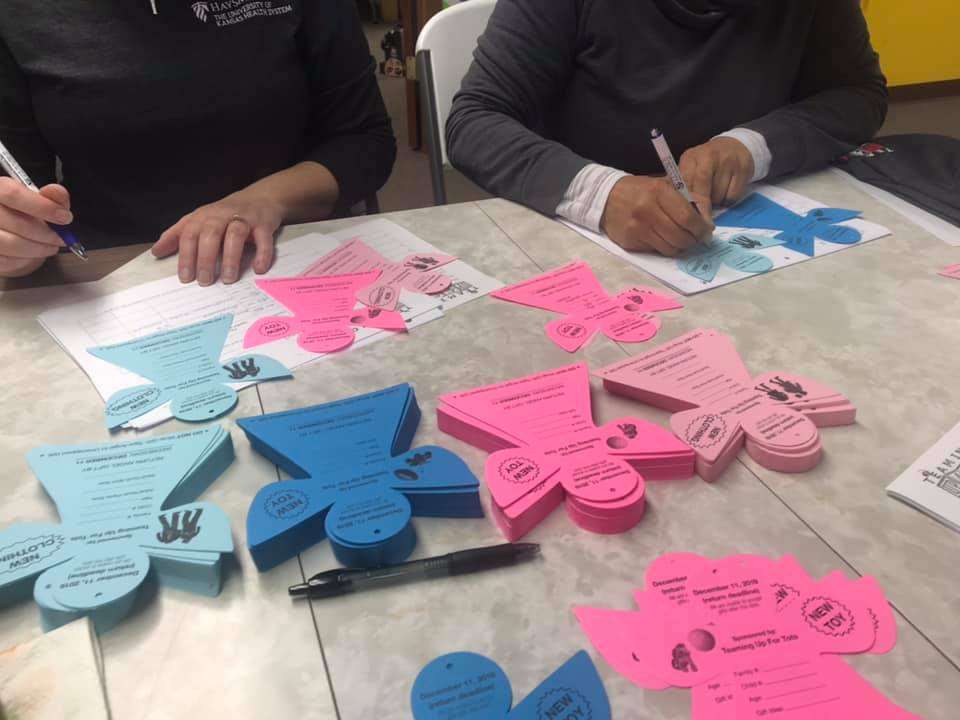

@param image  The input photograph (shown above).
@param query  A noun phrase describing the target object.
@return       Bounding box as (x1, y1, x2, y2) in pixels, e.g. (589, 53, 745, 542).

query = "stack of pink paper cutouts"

(437, 364, 695, 540)
(491, 261, 683, 352)
(301, 237, 455, 311)
(243, 239, 458, 355)
(595, 329, 856, 481)
(575, 552, 919, 719)
(243, 271, 407, 354)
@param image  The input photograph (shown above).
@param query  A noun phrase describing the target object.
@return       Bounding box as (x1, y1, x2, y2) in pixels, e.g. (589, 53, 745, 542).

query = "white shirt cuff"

(556, 163, 629, 233)
(717, 128, 772, 182)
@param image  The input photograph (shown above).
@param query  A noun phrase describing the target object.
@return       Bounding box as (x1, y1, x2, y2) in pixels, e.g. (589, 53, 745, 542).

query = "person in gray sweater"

(447, 0, 887, 256)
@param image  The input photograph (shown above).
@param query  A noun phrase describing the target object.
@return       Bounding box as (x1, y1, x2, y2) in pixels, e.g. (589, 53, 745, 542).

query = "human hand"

(152, 189, 282, 285)
(600, 176, 713, 256)
(678, 136, 754, 210)
(0, 178, 72, 278)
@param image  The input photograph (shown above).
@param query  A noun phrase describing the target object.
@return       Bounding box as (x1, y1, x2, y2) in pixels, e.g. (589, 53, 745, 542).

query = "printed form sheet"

(39, 219, 501, 428)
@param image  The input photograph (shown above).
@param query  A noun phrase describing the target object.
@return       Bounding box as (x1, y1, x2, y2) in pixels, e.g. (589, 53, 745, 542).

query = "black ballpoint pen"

(289, 542, 541, 599)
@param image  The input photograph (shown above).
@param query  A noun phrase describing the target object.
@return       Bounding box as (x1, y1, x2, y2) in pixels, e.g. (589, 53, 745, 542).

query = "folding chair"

(416, 0, 497, 206)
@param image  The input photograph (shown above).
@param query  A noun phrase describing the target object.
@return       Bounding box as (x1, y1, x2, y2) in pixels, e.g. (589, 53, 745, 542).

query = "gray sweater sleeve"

(445, 0, 591, 216)
(742, 0, 888, 178)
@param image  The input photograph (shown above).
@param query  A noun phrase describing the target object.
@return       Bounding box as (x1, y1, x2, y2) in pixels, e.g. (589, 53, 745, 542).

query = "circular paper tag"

(561, 456, 638, 503)
(297, 326, 355, 354)
(325, 488, 412, 548)
(50, 546, 150, 611)
(411, 652, 512, 720)
(740, 406, 818, 449)
(171, 383, 238, 422)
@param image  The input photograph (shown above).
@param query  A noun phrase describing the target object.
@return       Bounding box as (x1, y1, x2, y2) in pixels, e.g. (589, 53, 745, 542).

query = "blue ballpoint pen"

(0, 137, 87, 261)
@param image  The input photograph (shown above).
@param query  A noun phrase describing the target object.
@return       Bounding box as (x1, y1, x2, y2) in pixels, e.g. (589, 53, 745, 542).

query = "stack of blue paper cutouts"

(239, 384, 484, 571)
(0, 426, 235, 633)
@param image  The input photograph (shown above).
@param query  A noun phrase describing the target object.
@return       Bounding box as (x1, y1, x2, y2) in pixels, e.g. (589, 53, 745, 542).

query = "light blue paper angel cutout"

(714, 192, 862, 256)
(0, 426, 235, 633)
(679, 233, 787, 283)
(87, 314, 292, 429)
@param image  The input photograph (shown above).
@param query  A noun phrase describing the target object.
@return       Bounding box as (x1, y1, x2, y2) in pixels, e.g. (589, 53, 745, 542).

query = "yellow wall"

(862, 0, 960, 86)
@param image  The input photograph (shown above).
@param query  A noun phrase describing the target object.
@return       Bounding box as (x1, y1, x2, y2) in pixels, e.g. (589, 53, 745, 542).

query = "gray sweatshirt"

(447, 0, 888, 216)
(0, 0, 395, 249)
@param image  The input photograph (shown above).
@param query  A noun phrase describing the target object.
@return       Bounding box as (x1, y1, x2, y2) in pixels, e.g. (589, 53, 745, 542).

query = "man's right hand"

(600, 176, 714, 256)
(0, 177, 72, 277)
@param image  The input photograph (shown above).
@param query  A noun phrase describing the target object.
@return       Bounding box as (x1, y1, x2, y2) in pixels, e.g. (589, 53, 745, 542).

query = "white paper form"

(39, 220, 499, 429)
(560, 184, 892, 295)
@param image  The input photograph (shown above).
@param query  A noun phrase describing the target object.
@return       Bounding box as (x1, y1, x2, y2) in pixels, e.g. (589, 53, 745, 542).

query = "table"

(1, 169, 957, 719)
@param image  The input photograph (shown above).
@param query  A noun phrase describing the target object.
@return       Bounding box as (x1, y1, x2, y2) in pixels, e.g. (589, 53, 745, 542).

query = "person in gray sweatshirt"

(447, 0, 887, 256)
(0, 1, 395, 284)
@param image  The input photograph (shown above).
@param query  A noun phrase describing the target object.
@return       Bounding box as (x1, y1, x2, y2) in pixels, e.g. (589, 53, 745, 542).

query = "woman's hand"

(152, 189, 282, 285)
(0, 178, 72, 278)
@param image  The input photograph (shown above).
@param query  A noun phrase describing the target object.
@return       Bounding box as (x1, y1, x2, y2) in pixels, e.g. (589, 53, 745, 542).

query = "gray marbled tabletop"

(1, 177, 957, 719)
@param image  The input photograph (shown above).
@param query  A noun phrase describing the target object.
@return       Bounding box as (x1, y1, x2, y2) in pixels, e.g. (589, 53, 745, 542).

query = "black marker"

(289, 542, 541, 599)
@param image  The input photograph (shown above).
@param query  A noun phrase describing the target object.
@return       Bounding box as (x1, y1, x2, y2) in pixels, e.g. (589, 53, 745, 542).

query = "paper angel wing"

(507, 651, 611, 720)
(0, 523, 78, 605)
(245, 478, 337, 571)
(386, 445, 484, 518)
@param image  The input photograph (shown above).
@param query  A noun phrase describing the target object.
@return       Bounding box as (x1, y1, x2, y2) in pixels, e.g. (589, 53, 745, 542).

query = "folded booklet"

(438, 363, 695, 540)
(411, 650, 609, 720)
(887, 418, 960, 534)
(0, 427, 235, 633)
(596, 328, 857, 482)
(576, 551, 916, 720)
(239, 384, 483, 571)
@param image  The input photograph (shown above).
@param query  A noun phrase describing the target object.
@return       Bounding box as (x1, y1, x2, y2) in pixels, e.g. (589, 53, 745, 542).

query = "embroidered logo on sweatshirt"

(192, 0, 293, 26)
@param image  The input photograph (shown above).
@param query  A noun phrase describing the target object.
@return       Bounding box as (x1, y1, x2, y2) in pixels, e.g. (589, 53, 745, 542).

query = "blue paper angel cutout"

(87, 314, 292, 429)
(714, 192, 862, 256)
(678, 233, 786, 283)
(239, 384, 484, 571)
(411, 651, 610, 720)
(0, 426, 235, 633)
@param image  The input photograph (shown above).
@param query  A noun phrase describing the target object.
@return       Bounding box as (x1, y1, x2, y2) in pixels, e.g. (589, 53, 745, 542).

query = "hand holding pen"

(0, 138, 86, 278)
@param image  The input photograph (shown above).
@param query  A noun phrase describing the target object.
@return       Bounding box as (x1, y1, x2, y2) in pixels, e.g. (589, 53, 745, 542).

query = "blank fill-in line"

(761, 661, 810, 674)
(766, 684, 827, 699)
(785, 697, 841, 712)
(763, 672, 820, 686)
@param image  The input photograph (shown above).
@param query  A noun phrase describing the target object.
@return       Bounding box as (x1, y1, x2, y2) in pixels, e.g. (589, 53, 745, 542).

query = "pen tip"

(517, 543, 541, 560)
(70, 244, 89, 261)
